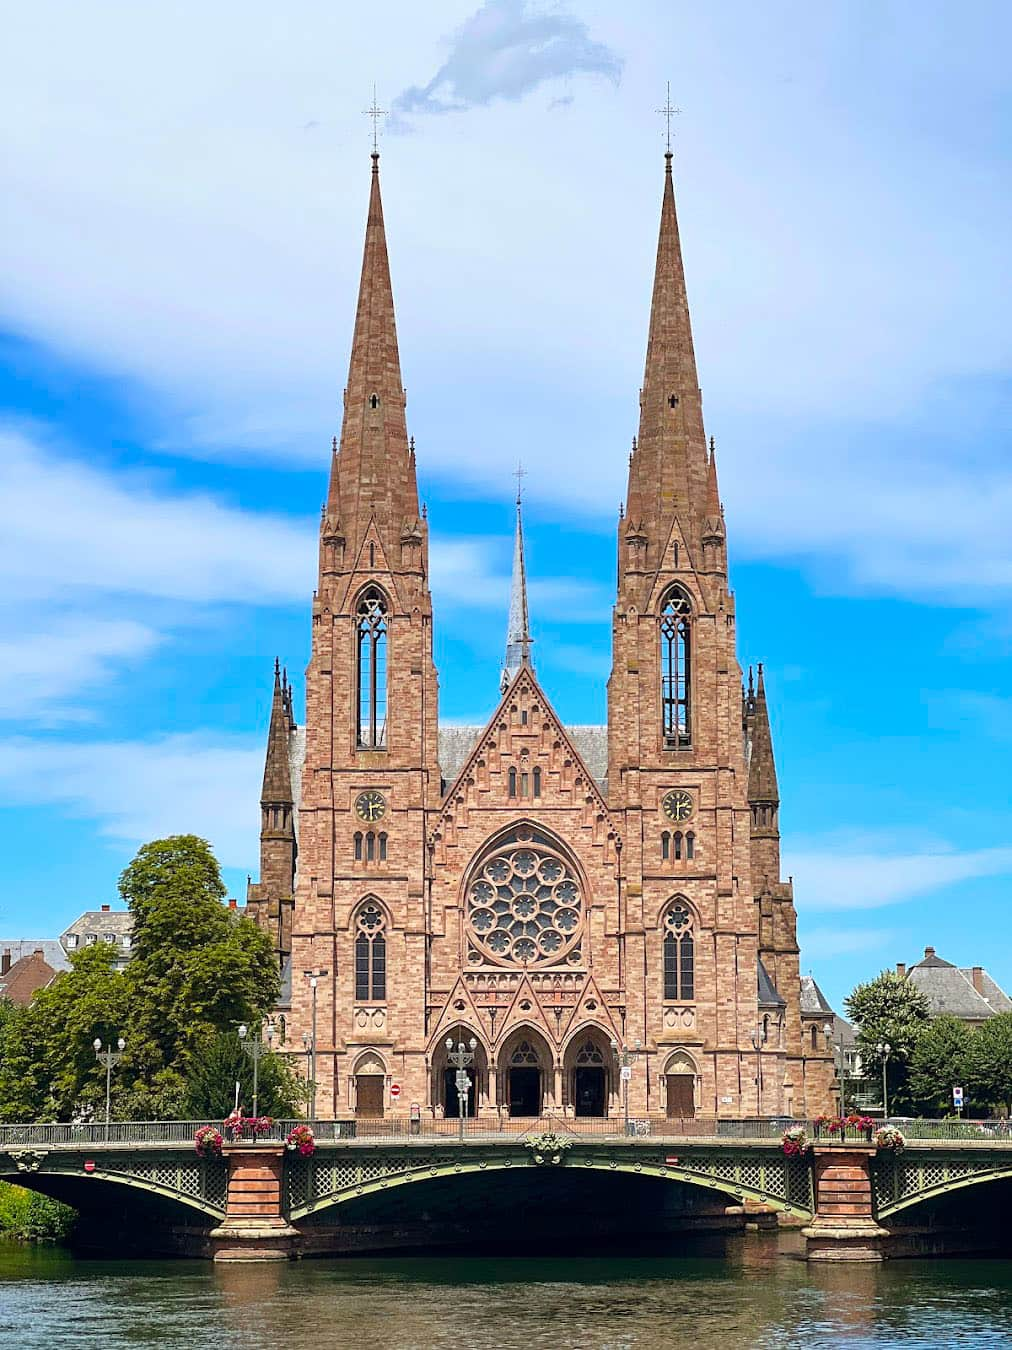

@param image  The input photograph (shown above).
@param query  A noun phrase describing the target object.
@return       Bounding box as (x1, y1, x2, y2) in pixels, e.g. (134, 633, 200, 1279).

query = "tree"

(118, 835, 281, 1116)
(183, 1032, 307, 1119)
(966, 1013, 1012, 1113)
(908, 1015, 974, 1116)
(0, 945, 129, 1121)
(845, 971, 931, 1113)
(0, 836, 285, 1122)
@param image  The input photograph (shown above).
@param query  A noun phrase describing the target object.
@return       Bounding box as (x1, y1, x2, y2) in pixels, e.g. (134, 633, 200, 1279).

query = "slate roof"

(0, 939, 70, 973)
(906, 947, 1007, 1022)
(287, 723, 609, 805)
(800, 975, 834, 1016)
(757, 958, 786, 1009)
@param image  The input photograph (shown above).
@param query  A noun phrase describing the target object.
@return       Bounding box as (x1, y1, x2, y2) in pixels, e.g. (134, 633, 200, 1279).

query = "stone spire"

(325, 153, 419, 559)
(624, 151, 709, 560)
(747, 665, 780, 807)
(501, 487, 532, 691)
(262, 659, 294, 807)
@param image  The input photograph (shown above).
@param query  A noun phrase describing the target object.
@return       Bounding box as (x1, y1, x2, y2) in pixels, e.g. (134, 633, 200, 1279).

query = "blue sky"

(1, 1, 1010, 1014)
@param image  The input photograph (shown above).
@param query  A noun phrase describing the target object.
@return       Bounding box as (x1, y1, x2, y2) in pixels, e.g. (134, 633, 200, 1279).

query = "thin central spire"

(501, 470, 532, 691)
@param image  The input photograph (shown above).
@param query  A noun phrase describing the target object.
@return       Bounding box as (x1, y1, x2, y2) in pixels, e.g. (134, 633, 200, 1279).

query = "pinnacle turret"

(261, 660, 294, 807)
(747, 665, 780, 806)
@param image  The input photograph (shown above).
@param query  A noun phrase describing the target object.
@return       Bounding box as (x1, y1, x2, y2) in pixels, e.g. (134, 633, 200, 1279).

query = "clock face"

(355, 790, 386, 823)
(662, 789, 693, 823)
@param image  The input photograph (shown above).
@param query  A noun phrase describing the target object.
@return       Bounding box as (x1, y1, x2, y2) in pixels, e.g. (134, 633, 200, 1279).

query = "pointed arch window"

(356, 588, 388, 748)
(354, 901, 386, 1002)
(663, 901, 694, 1001)
(660, 588, 692, 748)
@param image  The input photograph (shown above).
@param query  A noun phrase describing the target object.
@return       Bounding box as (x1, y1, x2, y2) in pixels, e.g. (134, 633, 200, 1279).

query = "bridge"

(3, 1118, 1012, 1262)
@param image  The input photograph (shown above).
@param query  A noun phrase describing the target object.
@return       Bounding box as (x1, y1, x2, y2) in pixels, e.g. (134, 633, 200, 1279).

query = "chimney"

(228, 898, 237, 909)
(924, 946, 935, 958)
(971, 967, 985, 994)
(1, 951, 9, 976)
(101, 904, 110, 912)
(896, 962, 906, 978)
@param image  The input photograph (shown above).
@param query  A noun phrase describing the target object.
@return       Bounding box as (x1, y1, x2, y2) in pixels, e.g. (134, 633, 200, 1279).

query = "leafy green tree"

(119, 835, 281, 1116)
(0, 835, 283, 1122)
(183, 1032, 307, 1119)
(908, 1015, 974, 1116)
(966, 1012, 1012, 1113)
(0, 945, 129, 1121)
(845, 970, 931, 1113)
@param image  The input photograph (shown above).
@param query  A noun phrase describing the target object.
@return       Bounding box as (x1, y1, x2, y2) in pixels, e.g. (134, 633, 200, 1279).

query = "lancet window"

(356, 588, 388, 748)
(663, 900, 695, 1001)
(660, 587, 692, 748)
(354, 901, 387, 1002)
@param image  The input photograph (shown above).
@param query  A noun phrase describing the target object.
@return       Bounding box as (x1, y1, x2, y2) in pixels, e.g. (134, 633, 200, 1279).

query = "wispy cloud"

(0, 620, 160, 724)
(0, 734, 262, 869)
(393, 0, 622, 119)
(799, 927, 901, 961)
(786, 841, 1012, 912)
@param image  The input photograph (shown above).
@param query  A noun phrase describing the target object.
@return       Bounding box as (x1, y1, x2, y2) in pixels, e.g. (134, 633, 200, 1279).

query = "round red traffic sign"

(390, 1083, 401, 1099)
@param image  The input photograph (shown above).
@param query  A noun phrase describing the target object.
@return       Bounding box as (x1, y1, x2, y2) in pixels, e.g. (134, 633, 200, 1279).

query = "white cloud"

(786, 843, 1012, 912)
(393, 0, 622, 119)
(0, 426, 312, 606)
(798, 927, 900, 960)
(0, 3, 1010, 610)
(0, 735, 262, 869)
(0, 619, 160, 723)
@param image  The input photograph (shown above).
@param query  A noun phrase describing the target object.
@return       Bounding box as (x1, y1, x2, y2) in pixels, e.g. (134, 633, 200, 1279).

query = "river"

(2, 1233, 1011, 1348)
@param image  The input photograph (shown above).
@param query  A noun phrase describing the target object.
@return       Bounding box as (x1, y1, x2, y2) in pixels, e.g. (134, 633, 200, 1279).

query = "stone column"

(803, 1145, 887, 1261)
(210, 1145, 299, 1262)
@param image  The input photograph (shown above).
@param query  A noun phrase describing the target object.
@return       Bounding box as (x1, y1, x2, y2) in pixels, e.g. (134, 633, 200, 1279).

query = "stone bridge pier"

(802, 1146, 887, 1261)
(209, 1145, 299, 1261)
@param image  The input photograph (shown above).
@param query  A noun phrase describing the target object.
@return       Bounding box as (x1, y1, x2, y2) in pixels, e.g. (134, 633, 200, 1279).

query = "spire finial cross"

(514, 461, 526, 506)
(656, 81, 680, 153)
(363, 84, 388, 153)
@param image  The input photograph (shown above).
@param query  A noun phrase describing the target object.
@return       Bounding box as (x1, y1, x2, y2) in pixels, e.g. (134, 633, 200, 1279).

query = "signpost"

(390, 1082, 401, 1101)
(953, 1086, 964, 1117)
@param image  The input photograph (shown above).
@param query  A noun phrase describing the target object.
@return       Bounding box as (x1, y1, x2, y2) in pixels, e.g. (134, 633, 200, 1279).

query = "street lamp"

(750, 1025, 768, 1115)
(93, 1036, 125, 1138)
(610, 1038, 642, 1136)
(302, 968, 329, 1121)
(445, 1036, 477, 1141)
(238, 1022, 274, 1120)
(875, 1041, 893, 1119)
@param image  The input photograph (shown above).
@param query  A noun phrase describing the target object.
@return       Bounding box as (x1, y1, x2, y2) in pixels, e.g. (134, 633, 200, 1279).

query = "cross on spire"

(363, 84, 388, 153)
(656, 81, 680, 153)
(514, 461, 526, 505)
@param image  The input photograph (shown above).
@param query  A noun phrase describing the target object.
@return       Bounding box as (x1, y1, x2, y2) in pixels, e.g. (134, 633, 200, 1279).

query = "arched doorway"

(431, 1029, 488, 1119)
(664, 1049, 697, 1119)
(564, 1031, 611, 1117)
(499, 1028, 552, 1117)
(353, 1050, 386, 1119)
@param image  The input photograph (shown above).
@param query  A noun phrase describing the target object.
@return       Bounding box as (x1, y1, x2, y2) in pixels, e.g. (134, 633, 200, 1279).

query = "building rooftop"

(0, 939, 70, 974)
(0, 948, 61, 1005)
(904, 946, 1011, 1022)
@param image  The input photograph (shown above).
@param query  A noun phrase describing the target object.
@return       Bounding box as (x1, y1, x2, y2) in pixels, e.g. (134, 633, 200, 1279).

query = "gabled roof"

(0, 949, 60, 1005)
(0, 939, 70, 972)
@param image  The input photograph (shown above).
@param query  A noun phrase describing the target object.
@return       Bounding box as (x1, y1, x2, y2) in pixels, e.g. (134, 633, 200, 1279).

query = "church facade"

(247, 149, 835, 1122)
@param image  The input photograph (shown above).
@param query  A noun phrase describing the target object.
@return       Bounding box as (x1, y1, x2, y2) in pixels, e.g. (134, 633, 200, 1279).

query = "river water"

(2, 1233, 1011, 1349)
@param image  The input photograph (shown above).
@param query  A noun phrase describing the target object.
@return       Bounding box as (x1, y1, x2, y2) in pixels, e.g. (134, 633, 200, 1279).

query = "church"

(247, 145, 836, 1123)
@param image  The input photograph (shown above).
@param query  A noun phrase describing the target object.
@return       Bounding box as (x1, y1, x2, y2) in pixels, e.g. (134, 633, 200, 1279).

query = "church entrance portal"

(355, 1074, 385, 1119)
(574, 1066, 606, 1117)
(666, 1073, 695, 1119)
(508, 1067, 541, 1117)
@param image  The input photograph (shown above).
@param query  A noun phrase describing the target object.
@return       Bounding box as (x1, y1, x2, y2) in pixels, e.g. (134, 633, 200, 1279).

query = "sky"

(1, 0, 1010, 1014)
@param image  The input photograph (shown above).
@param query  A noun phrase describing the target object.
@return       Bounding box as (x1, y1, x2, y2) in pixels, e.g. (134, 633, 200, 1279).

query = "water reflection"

(2, 1235, 1012, 1349)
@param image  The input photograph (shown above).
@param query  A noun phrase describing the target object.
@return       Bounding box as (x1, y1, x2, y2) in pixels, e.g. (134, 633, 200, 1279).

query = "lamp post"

(93, 1036, 125, 1139)
(824, 1023, 847, 1115)
(302, 968, 329, 1121)
(610, 1038, 642, 1136)
(876, 1041, 892, 1119)
(238, 1022, 274, 1120)
(750, 1025, 768, 1116)
(445, 1036, 477, 1141)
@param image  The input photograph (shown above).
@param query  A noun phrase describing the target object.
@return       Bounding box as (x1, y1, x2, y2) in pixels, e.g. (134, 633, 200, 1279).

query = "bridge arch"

(0, 1153, 226, 1223)
(874, 1153, 1012, 1220)
(286, 1146, 813, 1222)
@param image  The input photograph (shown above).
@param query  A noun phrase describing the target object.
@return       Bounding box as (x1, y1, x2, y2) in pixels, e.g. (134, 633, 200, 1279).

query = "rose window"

(466, 827, 584, 968)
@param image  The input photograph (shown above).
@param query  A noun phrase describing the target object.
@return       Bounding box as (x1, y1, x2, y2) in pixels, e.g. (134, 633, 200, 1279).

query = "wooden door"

(356, 1074, 385, 1118)
(666, 1073, 695, 1119)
